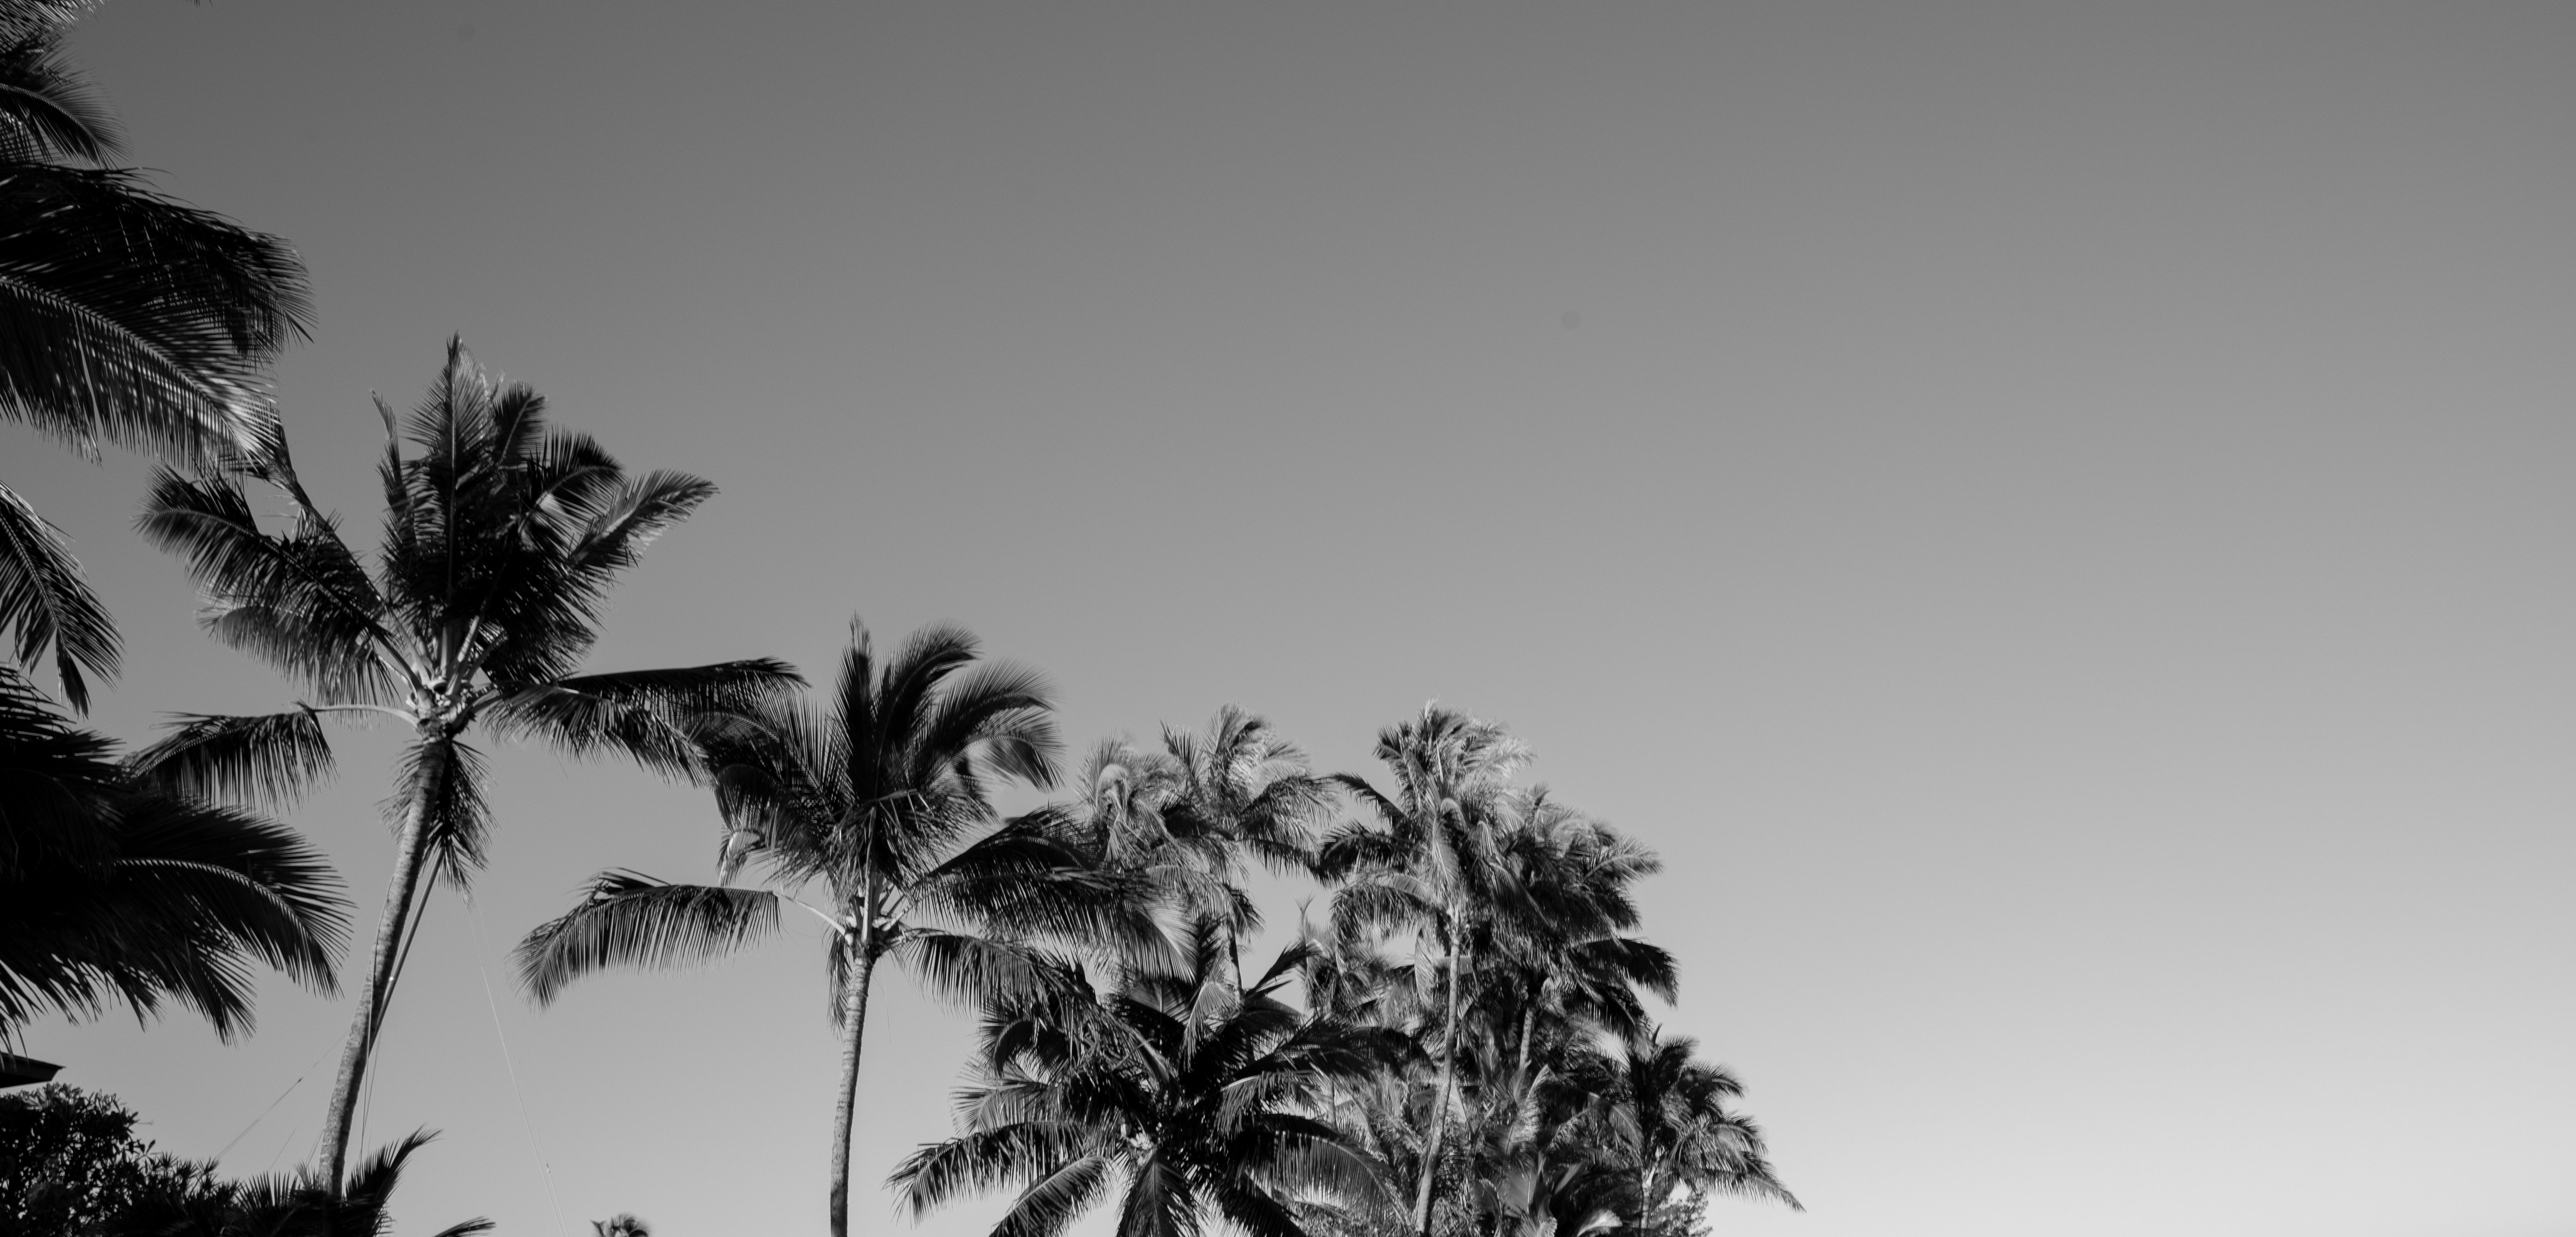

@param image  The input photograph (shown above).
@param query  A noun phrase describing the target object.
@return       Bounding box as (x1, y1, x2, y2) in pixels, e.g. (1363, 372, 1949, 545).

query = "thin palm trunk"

(828, 916, 881, 1237)
(318, 737, 446, 1188)
(1414, 931, 1468, 1237)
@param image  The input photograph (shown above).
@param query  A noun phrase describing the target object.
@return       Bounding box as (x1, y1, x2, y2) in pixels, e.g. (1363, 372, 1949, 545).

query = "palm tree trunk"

(827, 930, 881, 1237)
(1636, 1163, 1655, 1237)
(316, 739, 445, 1189)
(1413, 934, 1468, 1237)
(1512, 1005, 1535, 1096)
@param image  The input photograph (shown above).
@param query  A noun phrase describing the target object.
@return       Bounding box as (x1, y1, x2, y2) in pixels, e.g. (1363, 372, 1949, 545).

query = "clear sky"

(10, 1, 2574, 1234)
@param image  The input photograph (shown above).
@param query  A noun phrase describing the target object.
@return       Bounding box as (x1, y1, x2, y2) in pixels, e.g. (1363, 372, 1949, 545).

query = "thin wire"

(265, 1122, 302, 1176)
(360, 866, 440, 1168)
(466, 890, 568, 1236)
(213, 1044, 333, 1166)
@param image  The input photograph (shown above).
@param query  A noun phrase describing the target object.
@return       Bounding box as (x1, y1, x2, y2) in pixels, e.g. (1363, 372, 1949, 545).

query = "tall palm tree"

(0, 665, 345, 1041)
(1305, 793, 1676, 1237)
(1471, 791, 1673, 1116)
(0, 0, 309, 710)
(516, 620, 1139, 1237)
(131, 340, 794, 1189)
(1453, 798, 1677, 1237)
(890, 919, 1398, 1237)
(1319, 705, 1530, 1237)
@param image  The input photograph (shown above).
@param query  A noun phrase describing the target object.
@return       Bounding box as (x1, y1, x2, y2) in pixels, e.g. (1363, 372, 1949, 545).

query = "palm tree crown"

(892, 919, 1400, 1237)
(1072, 706, 1335, 957)
(133, 338, 794, 1188)
(518, 619, 1139, 1237)
(1319, 704, 1533, 1237)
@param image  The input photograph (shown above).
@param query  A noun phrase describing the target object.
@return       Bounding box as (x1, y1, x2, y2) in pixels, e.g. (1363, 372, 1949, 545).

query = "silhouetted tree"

(134, 340, 794, 1187)
(519, 620, 1136, 1237)
(0, 0, 309, 709)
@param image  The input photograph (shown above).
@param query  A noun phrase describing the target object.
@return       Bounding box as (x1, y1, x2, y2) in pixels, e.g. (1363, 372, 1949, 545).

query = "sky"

(8, 1, 2575, 1234)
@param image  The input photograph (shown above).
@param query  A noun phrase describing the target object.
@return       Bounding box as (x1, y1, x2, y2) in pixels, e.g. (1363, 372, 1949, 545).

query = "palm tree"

(0, 666, 345, 1041)
(516, 620, 1140, 1237)
(1472, 791, 1674, 1119)
(591, 1214, 650, 1237)
(108, 1131, 492, 1237)
(1565, 1027, 1797, 1235)
(131, 340, 795, 1188)
(1072, 707, 1333, 968)
(1448, 797, 1678, 1237)
(1303, 792, 1678, 1237)
(890, 919, 1398, 1237)
(1319, 705, 1531, 1237)
(0, 0, 309, 710)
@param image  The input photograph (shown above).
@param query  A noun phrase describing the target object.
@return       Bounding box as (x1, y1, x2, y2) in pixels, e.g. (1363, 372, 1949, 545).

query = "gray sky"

(11, 1, 2574, 1233)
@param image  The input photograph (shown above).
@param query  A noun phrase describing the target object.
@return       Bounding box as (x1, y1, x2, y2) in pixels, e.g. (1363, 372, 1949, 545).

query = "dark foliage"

(0, 667, 345, 1039)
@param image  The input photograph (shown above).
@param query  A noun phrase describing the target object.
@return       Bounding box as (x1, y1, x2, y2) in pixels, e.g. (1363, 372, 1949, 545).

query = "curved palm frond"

(130, 707, 335, 811)
(0, 667, 347, 1039)
(515, 871, 783, 1005)
(482, 658, 802, 778)
(0, 477, 110, 709)
(0, 163, 308, 461)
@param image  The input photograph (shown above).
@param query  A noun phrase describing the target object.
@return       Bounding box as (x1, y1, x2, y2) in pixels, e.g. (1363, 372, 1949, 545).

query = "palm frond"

(483, 658, 801, 779)
(107, 792, 348, 990)
(130, 707, 335, 810)
(888, 1121, 1108, 1215)
(0, 22, 121, 163)
(888, 928, 1045, 1009)
(514, 870, 781, 1005)
(987, 1152, 1114, 1237)
(0, 163, 308, 462)
(0, 478, 111, 709)
(388, 737, 493, 890)
(135, 468, 389, 675)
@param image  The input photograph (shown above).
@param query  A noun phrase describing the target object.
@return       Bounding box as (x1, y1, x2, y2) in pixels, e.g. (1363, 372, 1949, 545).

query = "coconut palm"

(1440, 798, 1679, 1237)
(1470, 791, 1674, 1114)
(1319, 705, 1530, 1237)
(0, 666, 344, 1041)
(891, 918, 1398, 1237)
(517, 620, 1141, 1237)
(131, 339, 794, 1188)
(1302, 794, 1677, 1237)
(590, 1215, 650, 1237)
(0, 0, 309, 710)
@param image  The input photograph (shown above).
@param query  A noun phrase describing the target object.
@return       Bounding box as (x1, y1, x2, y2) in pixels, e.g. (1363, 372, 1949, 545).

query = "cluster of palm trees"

(0, 1, 1794, 1234)
(514, 660, 1798, 1237)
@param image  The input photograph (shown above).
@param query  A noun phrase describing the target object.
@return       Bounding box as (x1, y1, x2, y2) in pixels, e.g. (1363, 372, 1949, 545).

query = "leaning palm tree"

(517, 620, 1140, 1237)
(1318, 705, 1530, 1237)
(891, 919, 1399, 1237)
(131, 340, 795, 1189)
(0, 665, 345, 1041)
(0, 0, 309, 709)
